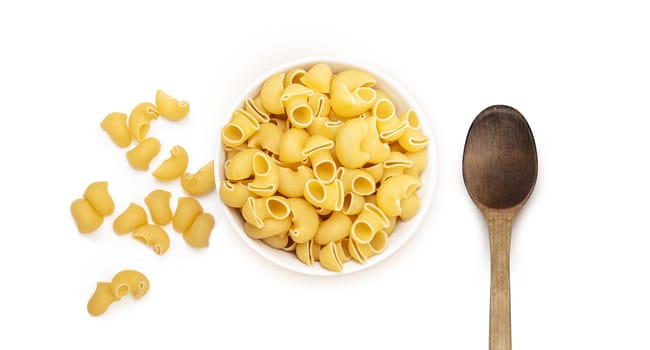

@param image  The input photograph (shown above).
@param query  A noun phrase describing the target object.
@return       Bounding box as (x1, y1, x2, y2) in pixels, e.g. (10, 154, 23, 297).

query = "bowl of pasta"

(216, 58, 436, 275)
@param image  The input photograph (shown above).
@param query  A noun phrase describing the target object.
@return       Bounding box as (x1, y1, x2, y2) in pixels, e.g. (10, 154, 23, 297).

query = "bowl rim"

(214, 56, 437, 276)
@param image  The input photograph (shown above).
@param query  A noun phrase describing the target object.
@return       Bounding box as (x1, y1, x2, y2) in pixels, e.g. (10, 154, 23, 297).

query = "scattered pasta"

(181, 160, 216, 196)
(126, 137, 161, 170)
(219, 63, 429, 272)
(71, 181, 114, 234)
(101, 112, 131, 147)
(155, 89, 190, 121)
(87, 270, 149, 316)
(153, 145, 188, 180)
(132, 224, 171, 255)
(113, 202, 148, 235)
(144, 189, 173, 225)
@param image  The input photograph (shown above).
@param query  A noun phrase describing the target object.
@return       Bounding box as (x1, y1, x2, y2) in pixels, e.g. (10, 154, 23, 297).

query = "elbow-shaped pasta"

(101, 112, 131, 147)
(173, 197, 203, 233)
(404, 150, 428, 177)
(269, 117, 290, 131)
(319, 241, 344, 272)
(244, 217, 292, 239)
(376, 174, 421, 216)
(288, 198, 319, 243)
(247, 152, 279, 197)
(260, 72, 286, 114)
(87, 282, 116, 316)
(386, 215, 398, 235)
(83, 181, 114, 217)
(155, 89, 189, 121)
(247, 123, 283, 154)
(181, 160, 216, 196)
(373, 98, 409, 142)
(184, 213, 214, 248)
(71, 199, 103, 234)
(283, 239, 297, 252)
(313, 211, 352, 245)
(330, 69, 377, 117)
(355, 229, 388, 259)
(351, 203, 389, 244)
(278, 128, 310, 163)
(382, 152, 414, 182)
(361, 163, 384, 184)
(277, 165, 313, 198)
(224, 144, 248, 160)
(262, 234, 290, 249)
(153, 145, 188, 180)
(221, 109, 261, 148)
(339, 168, 376, 196)
(335, 238, 352, 263)
(347, 238, 367, 264)
(284, 68, 307, 87)
(132, 224, 170, 255)
(315, 206, 332, 216)
(304, 179, 344, 211)
(300, 63, 332, 93)
(335, 118, 370, 168)
(113, 203, 148, 235)
(302, 135, 334, 157)
(398, 109, 429, 152)
(360, 116, 390, 164)
(399, 193, 421, 221)
(128, 102, 159, 142)
(282, 83, 314, 100)
(110, 269, 150, 299)
(306, 116, 342, 140)
(225, 148, 259, 180)
(219, 180, 255, 208)
(307, 149, 337, 184)
(144, 189, 172, 226)
(126, 137, 161, 170)
(296, 240, 320, 266)
(342, 192, 365, 215)
(241, 196, 290, 228)
(284, 95, 313, 128)
(245, 96, 270, 123)
(309, 91, 331, 117)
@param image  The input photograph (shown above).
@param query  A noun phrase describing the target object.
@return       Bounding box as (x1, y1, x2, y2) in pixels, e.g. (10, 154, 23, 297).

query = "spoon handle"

(486, 210, 514, 350)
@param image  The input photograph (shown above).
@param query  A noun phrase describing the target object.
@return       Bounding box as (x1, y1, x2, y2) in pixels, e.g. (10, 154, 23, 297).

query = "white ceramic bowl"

(215, 57, 437, 276)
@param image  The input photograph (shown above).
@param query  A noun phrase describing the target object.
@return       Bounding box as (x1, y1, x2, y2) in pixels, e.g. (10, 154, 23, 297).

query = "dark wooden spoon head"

(463, 105, 538, 210)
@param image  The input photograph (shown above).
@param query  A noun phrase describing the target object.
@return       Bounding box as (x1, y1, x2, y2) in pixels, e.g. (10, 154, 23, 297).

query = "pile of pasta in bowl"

(218, 61, 432, 274)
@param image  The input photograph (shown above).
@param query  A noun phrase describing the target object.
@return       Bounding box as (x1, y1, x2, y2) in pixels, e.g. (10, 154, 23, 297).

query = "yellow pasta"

(247, 123, 283, 154)
(181, 160, 216, 196)
(385, 215, 398, 235)
(335, 118, 370, 168)
(260, 72, 286, 114)
(313, 211, 352, 245)
(110, 269, 149, 299)
(245, 96, 270, 123)
(101, 112, 131, 147)
(128, 102, 159, 142)
(113, 203, 148, 235)
(360, 115, 390, 164)
(334, 238, 352, 263)
(83, 181, 114, 217)
(244, 217, 292, 239)
(132, 224, 170, 255)
(339, 168, 376, 196)
(398, 109, 429, 152)
(87, 282, 116, 316)
(184, 213, 214, 248)
(70, 199, 103, 234)
(126, 137, 161, 170)
(155, 89, 189, 121)
(219, 180, 255, 208)
(153, 145, 188, 180)
(355, 229, 388, 259)
(296, 240, 320, 266)
(306, 116, 342, 140)
(262, 234, 290, 249)
(404, 150, 428, 177)
(361, 163, 384, 183)
(172, 197, 203, 233)
(284, 68, 307, 87)
(241, 196, 290, 228)
(304, 179, 344, 211)
(144, 189, 172, 225)
(330, 69, 376, 117)
(307, 149, 337, 184)
(287, 198, 319, 243)
(373, 98, 409, 142)
(247, 152, 279, 197)
(341, 192, 365, 215)
(300, 63, 332, 93)
(309, 91, 331, 117)
(319, 241, 343, 272)
(277, 166, 313, 198)
(282, 84, 314, 128)
(225, 148, 259, 180)
(278, 127, 310, 163)
(376, 174, 421, 216)
(399, 193, 421, 221)
(382, 151, 414, 182)
(347, 238, 367, 264)
(351, 203, 389, 244)
(221, 109, 261, 148)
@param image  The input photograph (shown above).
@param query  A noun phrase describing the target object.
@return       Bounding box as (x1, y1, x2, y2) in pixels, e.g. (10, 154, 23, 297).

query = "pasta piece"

(247, 152, 279, 197)
(287, 198, 319, 243)
(355, 229, 388, 259)
(277, 166, 313, 198)
(373, 98, 408, 142)
(334, 238, 352, 263)
(221, 109, 260, 148)
(144, 189, 172, 225)
(70, 199, 103, 234)
(341, 192, 365, 215)
(110, 270, 149, 299)
(282, 237, 297, 252)
(100, 112, 131, 147)
(269, 117, 290, 131)
(308, 91, 331, 117)
(339, 168, 376, 196)
(313, 211, 352, 245)
(181, 160, 216, 196)
(307, 149, 337, 184)
(132, 224, 171, 255)
(260, 72, 286, 114)
(173, 197, 203, 233)
(306, 116, 342, 140)
(128, 102, 159, 142)
(284, 97, 314, 129)
(126, 137, 161, 170)
(262, 234, 290, 249)
(398, 110, 429, 152)
(385, 215, 398, 235)
(319, 241, 343, 272)
(153, 145, 188, 180)
(87, 282, 116, 316)
(247, 123, 283, 154)
(295, 240, 320, 266)
(361, 163, 384, 184)
(330, 69, 376, 117)
(284, 68, 307, 87)
(347, 237, 367, 264)
(225, 148, 259, 180)
(376, 174, 421, 216)
(241, 196, 290, 228)
(245, 96, 270, 123)
(304, 179, 344, 211)
(244, 217, 292, 239)
(155, 89, 189, 121)
(83, 181, 114, 217)
(113, 203, 148, 235)
(335, 118, 370, 169)
(351, 203, 389, 244)
(184, 213, 214, 248)
(399, 193, 421, 221)
(224, 144, 247, 160)
(360, 115, 390, 164)
(219, 180, 255, 208)
(300, 63, 332, 93)
(382, 152, 414, 182)
(404, 150, 428, 177)
(278, 128, 310, 163)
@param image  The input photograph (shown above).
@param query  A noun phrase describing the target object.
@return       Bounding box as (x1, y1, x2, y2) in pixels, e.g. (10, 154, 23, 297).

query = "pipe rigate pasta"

(304, 179, 344, 211)
(126, 137, 161, 170)
(101, 112, 131, 147)
(184, 213, 214, 248)
(360, 115, 390, 164)
(341, 192, 365, 215)
(300, 63, 332, 93)
(181, 160, 216, 196)
(309, 91, 331, 117)
(404, 150, 428, 177)
(307, 149, 337, 184)
(144, 189, 172, 225)
(87, 282, 116, 316)
(313, 211, 352, 245)
(347, 238, 367, 264)
(219, 180, 255, 208)
(282, 84, 314, 128)
(306, 116, 342, 140)
(262, 234, 290, 249)
(355, 229, 388, 260)
(225, 148, 259, 180)
(399, 193, 421, 221)
(284, 68, 307, 87)
(330, 69, 377, 117)
(334, 238, 352, 263)
(221, 109, 261, 148)
(260, 72, 286, 114)
(247, 123, 283, 154)
(335, 118, 370, 168)
(71, 199, 104, 234)
(155, 89, 189, 121)
(288, 198, 319, 244)
(277, 166, 313, 198)
(113, 203, 148, 235)
(153, 145, 188, 180)
(376, 174, 421, 216)
(241, 196, 291, 228)
(361, 163, 384, 184)
(247, 152, 279, 197)
(373, 98, 409, 142)
(351, 203, 389, 244)
(173, 197, 203, 233)
(382, 151, 414, 182)
(128, 102, 159, 142)
(244, 217, 292, 239)
(132, 224, 170, 255)
(338, 168, 376, 196)
(397, 110, 429, 152)
(244, 96, 270, 123)
(296, 240, 320, 266)
(83, 181, 114, 217)
(110, 270, 150, 299)
(319, 241, 343, 272)
(278, 128, 310, 163)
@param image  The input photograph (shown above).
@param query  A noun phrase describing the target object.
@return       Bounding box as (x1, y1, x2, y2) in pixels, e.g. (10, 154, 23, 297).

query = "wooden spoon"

(462, 105, 538, 350)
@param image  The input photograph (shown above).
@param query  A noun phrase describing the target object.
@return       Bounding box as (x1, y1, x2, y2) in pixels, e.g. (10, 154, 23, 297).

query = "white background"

(1, 0, 648, 349)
